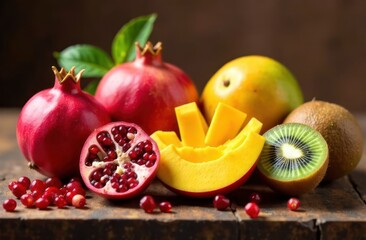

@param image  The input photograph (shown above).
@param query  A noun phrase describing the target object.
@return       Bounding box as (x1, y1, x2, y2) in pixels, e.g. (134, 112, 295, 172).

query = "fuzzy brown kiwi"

(284, 100, 364, 181)
(257, 123, 329, 196)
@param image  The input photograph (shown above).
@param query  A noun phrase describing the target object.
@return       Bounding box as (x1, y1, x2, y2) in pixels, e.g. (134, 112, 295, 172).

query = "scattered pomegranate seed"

(35, 197, 50, 210)
(72, 194, 86, 208)
(213, 195, 230, 211)
(66, 191, 77, 205)
(139, 195, 156, 213)
(244, 202, 260, 218)
(11, 183, 27, 198)
(54, 196, 67, 209)
(159, 201, 172, 213)
(249, 192, 262, 204)
(8, 181, 17, 191)
(3, 199, 17, 212)
(18, 176, 31, 189)
(287, 198, 300, 211)
(31, 190, 43, 200)
(45, 177, 62, 189)
(20, 193, 35, 208)
(30, 179, 46, 192)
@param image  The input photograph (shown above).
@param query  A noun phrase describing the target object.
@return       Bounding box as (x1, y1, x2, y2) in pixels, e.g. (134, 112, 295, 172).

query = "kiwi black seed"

(257, 123, 329, 196)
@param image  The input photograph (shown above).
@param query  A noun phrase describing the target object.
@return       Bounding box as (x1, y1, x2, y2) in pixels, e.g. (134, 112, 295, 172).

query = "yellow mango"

(205, 102, 247, 146)
(157, 131, 265, 197)
(175, 102, 208, 147)
(151, 131, 182, 150)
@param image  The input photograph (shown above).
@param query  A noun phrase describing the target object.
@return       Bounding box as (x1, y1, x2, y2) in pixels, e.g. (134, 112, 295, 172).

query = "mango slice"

(150, 131, 182, 150)
(205, 102, 247, 147)
(175, 102, 208, 147)
(158, 131, 265, 195)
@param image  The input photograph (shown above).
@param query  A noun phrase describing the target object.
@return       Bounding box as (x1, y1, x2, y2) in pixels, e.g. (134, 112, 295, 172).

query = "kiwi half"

(257, 123, 329, 196)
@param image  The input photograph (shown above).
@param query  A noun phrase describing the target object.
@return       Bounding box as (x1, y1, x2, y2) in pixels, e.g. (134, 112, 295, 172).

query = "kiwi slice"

(257, 123, 329, 196)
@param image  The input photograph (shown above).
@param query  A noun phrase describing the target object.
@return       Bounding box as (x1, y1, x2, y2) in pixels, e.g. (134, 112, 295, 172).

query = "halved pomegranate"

(79, 122, 160, 199)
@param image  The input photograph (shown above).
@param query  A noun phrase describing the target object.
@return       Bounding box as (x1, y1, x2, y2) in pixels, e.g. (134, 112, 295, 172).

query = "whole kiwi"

(284, 100, 364, 181)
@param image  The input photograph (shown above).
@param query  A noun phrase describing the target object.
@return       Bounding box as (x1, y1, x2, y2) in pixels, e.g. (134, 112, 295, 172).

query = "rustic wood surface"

(0, 109, 365, 240)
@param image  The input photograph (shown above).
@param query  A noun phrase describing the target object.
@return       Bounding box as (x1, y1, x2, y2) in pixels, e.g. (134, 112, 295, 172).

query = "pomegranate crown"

(52, 66, 85, 84)
(135, 41, 162, 56)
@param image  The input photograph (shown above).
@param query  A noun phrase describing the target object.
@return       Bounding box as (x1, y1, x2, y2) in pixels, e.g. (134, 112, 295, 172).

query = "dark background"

(1, 0, 365, 111)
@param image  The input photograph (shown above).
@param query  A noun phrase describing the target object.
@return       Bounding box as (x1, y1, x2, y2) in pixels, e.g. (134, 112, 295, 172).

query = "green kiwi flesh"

(257, 123, 329, 195)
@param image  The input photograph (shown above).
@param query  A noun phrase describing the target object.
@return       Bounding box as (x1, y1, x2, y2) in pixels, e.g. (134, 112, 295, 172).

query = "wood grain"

(0, 109, 365, 240)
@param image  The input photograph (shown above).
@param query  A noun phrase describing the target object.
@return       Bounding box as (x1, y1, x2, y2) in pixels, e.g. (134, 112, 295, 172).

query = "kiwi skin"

(257, 123, 329, 196)
(284, 100, 364, 181)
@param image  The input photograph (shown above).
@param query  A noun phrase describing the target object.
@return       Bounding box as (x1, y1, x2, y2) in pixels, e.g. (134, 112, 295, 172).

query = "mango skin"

(201, 55, 303, 133)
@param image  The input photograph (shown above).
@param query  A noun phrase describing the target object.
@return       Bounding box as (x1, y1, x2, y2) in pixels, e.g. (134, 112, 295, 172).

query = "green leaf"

(112, 13, 157, 64)
(83, 79, 100, 95)
(54, 45, 114, 78)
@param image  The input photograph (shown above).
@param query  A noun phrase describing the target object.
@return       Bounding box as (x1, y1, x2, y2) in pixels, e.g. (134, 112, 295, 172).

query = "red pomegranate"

(95, 42, 199, 135)
(79, 122, 159, 199)
(16, 66, 111, 179)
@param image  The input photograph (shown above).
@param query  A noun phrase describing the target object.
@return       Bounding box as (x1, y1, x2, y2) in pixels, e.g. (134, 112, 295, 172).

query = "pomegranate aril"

(128, 127, 137, 134)
(8, 181, 17, 191)
(35, 197, 50, 210)
(127, 179, 139, 188)
(89, 145, 100, 155)
(213, 195, 230, 211)
(287, 198, 300, 211)
(31, 190, 43, 200)
(102, 137, 113, 146)
(3, 199, 17, 212)
(249, 192, 262, 204)
(111, 182, 119, 189)
(45, 177, 62, 188)
(148, 153, 157, 162)
(122, 143, 131, 152)
(159, 201, 172, 213)
(54, 195, 67, 208)
(12, 183, 27, 198)
(144, 142, 153, 153)
(20, 193, 35, 208)
(107, 150, 117, 159)
(113, 134, 122, 142)
(103, 168, 112, 176)
(30, 179, 46, 192)
(245, 202, 260, 218)
(66, 192, 77, 205)
(18, 176, 31, 189)
(117, 186, 128, 193)
(66, 181, 82, 191)
(72, 194, 86, 208)
(139, 195, 156, 213)
(71, 187, 86, 197)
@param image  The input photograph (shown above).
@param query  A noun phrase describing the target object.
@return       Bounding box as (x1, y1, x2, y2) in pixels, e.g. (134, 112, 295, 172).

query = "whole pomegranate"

(95, 42, 199, 135)
(79, 121, 159, 199)
(16, 66, 111, 179)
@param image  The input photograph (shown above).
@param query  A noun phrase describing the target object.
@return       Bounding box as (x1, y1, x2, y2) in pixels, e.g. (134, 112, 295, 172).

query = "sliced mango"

(225, 117, 263, 150)
(175, 102, 208, 147)
(157, 131, 265, 195)
(205, 102, 247, 147)
(175, 146, 223, 163)
(151, 131, 182, 150)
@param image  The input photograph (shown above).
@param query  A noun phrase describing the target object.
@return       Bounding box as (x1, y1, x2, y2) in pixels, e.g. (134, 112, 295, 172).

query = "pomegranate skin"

(95, 42, 199, 135)
(16, 67, 111, 179)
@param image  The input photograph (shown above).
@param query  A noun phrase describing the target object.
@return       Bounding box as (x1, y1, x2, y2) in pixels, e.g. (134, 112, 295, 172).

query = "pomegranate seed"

(18, 176, 31, 189)
(45, 177, 62, 188)
(66, 181, 82, 191)
(89, 145, 99, 155)
(8, 181, 17, 191)
(213, 195, 230, 211)
(59, 187, 68, 196)
(245, 202, 260, 218)
(66, 191, 77, 205)
(30, 179, 46, 192)
(287, 198, 300, 211)
(139, 195, 156, 213)
(249, 192, 262, 204)
(20, 193, 35, 208)
(11, 183, 27, 198)
(107, 150, 117, 159)
(71, 187, 86, 197)
(72, 194, 86, 208)
(35, 197, 50, 210)
(31, 190, 43, 200)
(3, 199, 17, 212)
(54, 195, 67, 208)
(159, 201, 172, 213)
(69, 177, 82, 183)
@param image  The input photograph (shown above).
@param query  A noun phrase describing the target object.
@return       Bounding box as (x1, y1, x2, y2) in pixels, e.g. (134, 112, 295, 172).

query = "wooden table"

(1, 109, 365, 240)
